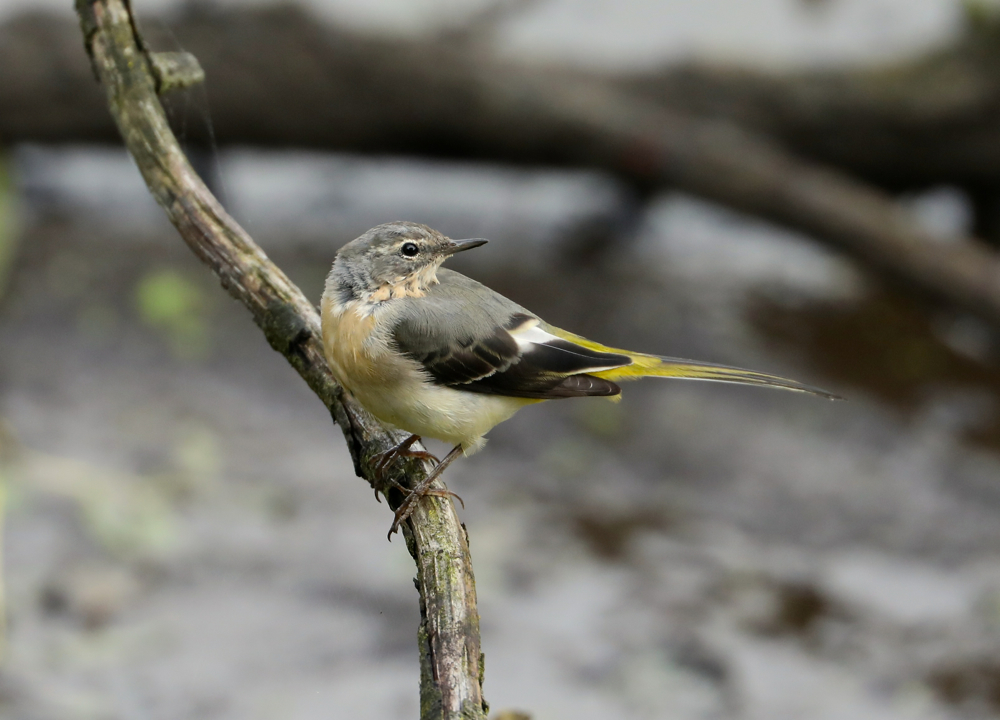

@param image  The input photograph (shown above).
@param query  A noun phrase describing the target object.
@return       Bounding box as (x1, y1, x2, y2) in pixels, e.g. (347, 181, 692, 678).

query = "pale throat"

(364, 261, 442, 304)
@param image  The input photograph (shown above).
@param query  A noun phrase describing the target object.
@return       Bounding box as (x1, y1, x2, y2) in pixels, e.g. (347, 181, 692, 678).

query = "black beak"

(447, 238, 488, 254)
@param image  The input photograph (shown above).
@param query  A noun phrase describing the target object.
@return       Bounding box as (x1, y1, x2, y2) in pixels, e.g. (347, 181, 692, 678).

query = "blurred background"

(6, 0, 1000, 718)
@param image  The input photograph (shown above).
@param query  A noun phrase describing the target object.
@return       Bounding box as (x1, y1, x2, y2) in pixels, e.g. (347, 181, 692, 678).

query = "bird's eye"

(401, 242, 420, 257)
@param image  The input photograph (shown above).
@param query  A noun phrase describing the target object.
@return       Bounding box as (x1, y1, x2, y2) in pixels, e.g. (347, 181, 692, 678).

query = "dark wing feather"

(407, 320, 521, 386)
(459, 358, 624, 399)
(524, 335, 630, 374)
(392, 281, 629, 399)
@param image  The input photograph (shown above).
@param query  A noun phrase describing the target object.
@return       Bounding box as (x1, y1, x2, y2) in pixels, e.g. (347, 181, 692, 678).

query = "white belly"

(321, 295, 536, 451)
(351, 375, 533, 452)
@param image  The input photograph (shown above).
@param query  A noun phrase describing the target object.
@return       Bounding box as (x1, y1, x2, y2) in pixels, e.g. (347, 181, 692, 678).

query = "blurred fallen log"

(8, 5, 1000, 188)
(625, 17, 1000, 242)
(627, 25, 1000, 192)
(10, 5, 1000, 331)
(73, 1, 487, 717)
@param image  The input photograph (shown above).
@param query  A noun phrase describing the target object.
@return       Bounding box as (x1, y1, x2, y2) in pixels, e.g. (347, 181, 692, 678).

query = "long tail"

(544, 325, 842, 400)
(592, 354, 842, 399)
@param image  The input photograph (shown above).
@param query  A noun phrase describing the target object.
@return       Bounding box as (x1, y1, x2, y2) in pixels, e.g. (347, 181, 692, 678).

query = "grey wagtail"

(321, 221, 839, 536)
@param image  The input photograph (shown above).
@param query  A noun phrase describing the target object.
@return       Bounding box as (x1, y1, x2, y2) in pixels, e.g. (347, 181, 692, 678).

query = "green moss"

(135, 269, 210, 359)
(418, 622, 444, 720)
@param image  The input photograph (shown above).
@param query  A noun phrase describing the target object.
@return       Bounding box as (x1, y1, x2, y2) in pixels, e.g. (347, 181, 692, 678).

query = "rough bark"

(73, 1, 487, 717)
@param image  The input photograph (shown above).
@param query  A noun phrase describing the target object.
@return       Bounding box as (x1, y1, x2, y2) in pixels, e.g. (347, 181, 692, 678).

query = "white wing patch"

(508, 318, 629, 375)
(509, 321, 560, 350)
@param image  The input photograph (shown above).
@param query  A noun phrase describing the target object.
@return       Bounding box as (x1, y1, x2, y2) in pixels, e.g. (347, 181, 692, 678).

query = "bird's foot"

(388, 485, 465, 538)
(387, 445, 465, 539)
(383, 475, 464, 506)
(371, 434, 440, 501)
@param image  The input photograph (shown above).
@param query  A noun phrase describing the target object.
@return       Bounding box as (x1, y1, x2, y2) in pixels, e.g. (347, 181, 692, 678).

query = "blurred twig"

(0, 152, 19, 303)
(73, 1, 487, 717)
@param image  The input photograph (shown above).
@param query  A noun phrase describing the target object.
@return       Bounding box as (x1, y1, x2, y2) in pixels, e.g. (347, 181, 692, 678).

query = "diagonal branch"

(73, 1, 487, 718)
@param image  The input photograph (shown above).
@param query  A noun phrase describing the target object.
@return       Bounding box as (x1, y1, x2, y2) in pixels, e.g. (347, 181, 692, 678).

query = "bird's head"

(327, 222, 487, 304)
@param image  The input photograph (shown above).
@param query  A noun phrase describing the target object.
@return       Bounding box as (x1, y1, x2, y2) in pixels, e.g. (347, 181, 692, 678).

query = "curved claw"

(410, 450, 442, 464)
(386, 487, 464, 538)
(387, 487, 423, 537)
(386, 444, 465, 540)
(372, 434, 439, 485)
(442, 489, 465, 509)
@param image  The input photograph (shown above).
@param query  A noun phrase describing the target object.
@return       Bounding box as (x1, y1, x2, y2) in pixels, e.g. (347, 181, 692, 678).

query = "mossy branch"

(73, 1, 487, 717)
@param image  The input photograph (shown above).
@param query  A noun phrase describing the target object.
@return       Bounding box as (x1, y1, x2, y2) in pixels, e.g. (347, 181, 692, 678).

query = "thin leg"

(388, 444, 464, 538)
(372, 434, 441, 501)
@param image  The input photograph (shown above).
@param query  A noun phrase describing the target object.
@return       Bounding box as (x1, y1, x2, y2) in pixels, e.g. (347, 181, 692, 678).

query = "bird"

(320, 221, 839, 536)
